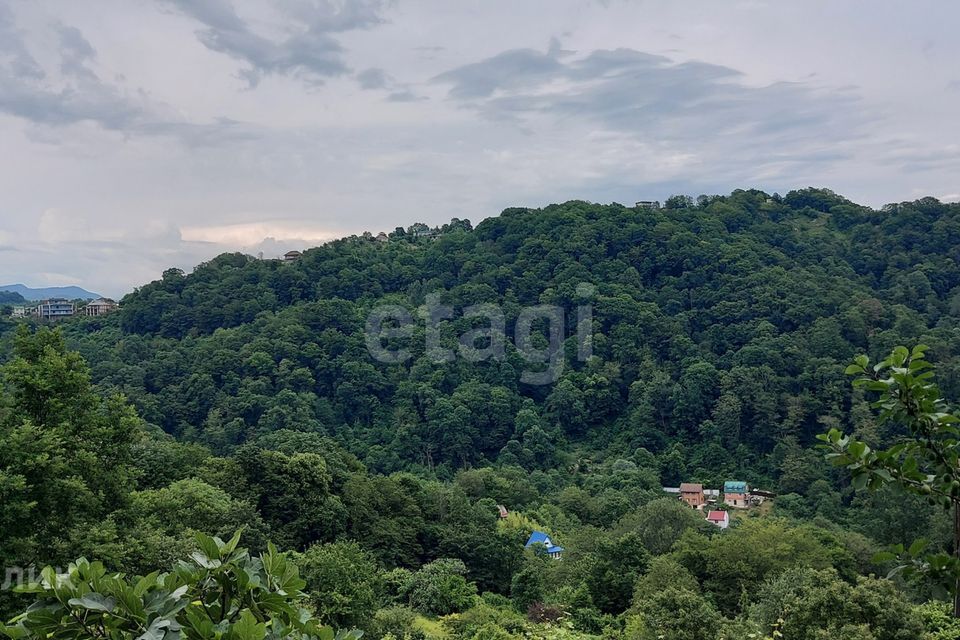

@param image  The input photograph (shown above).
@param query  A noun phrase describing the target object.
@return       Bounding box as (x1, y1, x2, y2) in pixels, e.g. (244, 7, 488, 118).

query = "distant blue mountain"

(0, 284, 102, 301)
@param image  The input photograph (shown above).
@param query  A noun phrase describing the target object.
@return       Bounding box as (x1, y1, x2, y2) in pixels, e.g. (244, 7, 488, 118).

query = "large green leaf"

(67, 593, 116, 613)
(230, 610, 266, 640)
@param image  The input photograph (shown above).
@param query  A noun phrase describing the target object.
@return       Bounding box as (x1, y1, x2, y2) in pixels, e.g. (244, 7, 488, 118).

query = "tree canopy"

(5, 189, 960, 638)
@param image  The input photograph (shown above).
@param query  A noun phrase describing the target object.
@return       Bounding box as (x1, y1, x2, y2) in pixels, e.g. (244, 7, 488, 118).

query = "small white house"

(706, 510, 729, 529)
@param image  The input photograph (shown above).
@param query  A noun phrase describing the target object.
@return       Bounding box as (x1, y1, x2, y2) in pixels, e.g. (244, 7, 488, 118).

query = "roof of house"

(680, 483, 703, 492)
(724, 481, 748, 493)
(525, 531, 564, 554)
(526, 531, 550, 545)
(706, 511, 728, 522)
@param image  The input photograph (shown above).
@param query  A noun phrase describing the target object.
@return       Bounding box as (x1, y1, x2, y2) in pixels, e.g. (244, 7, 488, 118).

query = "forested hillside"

(55, 189, 960, 477)
(4, 188, 960, 638)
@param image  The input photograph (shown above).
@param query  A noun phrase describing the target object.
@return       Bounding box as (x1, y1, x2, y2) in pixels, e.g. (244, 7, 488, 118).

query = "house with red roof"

(706, 510, 729, 529)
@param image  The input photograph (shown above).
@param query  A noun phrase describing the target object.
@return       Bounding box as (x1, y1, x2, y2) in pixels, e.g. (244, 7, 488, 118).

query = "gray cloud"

(356, 65, 424, 102)
(433, 47, 566, 99)
(0, 61, 147, 131)
(0, 4, 269, 147)
(56, 25, 97, 77)
(387, 89, 422, 102)
(434, 45, 867, 168)
(0, 7, 154, 131)
(356, 67, 389, 89)
(0, 4, 43, 79)
(160, 0, 385, 86)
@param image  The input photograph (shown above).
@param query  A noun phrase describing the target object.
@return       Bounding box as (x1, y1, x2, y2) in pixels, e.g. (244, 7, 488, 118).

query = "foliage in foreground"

(821, 345, 960, 612)
(1, 531, 361, 640)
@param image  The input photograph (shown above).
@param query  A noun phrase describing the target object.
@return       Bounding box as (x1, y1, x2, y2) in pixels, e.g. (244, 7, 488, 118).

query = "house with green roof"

(723, 480, 750, 509)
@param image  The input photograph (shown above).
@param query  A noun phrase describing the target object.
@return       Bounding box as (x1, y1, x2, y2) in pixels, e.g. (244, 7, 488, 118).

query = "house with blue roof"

(723, 481, 750, 509)
(525, 531, 564, 559)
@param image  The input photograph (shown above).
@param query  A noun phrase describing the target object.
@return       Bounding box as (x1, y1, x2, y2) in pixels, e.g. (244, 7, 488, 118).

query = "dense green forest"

(5, 188, 960, 638)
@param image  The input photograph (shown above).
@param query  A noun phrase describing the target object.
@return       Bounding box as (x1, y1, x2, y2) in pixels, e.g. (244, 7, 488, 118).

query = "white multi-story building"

(36, 298, 75, 320)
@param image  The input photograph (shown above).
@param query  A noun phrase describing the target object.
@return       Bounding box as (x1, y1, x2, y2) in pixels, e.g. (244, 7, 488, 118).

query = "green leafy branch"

(1, 531, 365, 640)
(817, 345, 960, 603)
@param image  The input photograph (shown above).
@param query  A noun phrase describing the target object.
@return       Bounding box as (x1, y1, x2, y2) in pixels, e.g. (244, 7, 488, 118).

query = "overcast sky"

(1, 0, 958, 296)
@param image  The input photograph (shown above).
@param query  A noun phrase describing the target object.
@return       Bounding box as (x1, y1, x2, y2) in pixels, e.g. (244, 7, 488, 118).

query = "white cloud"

(181, 221, 342, 245)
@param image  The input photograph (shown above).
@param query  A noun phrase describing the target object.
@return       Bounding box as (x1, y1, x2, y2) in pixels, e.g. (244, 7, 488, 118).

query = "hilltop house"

(706, 510, 729, 529)
(525, 531, 564, 559)
(36, 298, 75, 320)
(283, 250, 302, 263)
(723, 481, 750, 509)
(84, 298, 118, 316)
(409, 223, 437, 239)
(375, 232, 389, 243)
(679, 483, 706, 509)
(635, 200, 661, 210)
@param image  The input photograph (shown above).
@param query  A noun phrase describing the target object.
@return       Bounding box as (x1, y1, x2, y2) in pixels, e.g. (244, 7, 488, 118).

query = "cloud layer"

(159, 0, 385, 86)
(1, 0, 959, 296)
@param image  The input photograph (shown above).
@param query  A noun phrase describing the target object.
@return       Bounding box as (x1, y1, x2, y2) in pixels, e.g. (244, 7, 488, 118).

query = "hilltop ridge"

(0, 283, 102, 301)
(49, 186, 960, 482)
